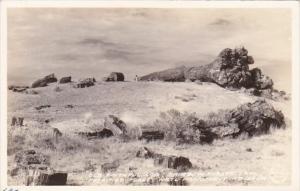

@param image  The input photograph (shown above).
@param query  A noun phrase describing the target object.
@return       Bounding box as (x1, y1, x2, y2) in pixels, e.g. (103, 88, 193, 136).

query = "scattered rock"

(59, 76, 72, 84)
(168, 176, 188, 186)
(78, 128, 114, 139)
(32, 73, 58, 88)
(153, 155, 192, 171)
(35, 105, 51, 110)
(136, 147, 192, 171)
(74, 78, 95, 88)
(101, 160, 120, 174)
(139, 130, 164, 141)
(104, 115, 127, 135)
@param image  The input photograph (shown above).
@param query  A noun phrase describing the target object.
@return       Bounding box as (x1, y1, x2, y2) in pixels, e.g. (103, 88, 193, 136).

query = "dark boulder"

(32, 74, 57, 88)
(59, 76, 72, 84)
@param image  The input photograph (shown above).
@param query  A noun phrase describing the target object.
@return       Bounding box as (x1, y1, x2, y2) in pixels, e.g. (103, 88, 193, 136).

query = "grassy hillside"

(7, 81, 291, 185)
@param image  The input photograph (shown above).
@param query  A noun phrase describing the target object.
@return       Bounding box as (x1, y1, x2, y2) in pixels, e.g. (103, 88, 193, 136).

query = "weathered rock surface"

(228, 99, 285, 136)
(59, 76, 72, 84)
(139, 66, 186, 82)
(32, 73, 58, 88)
(140, 47, 282, 99)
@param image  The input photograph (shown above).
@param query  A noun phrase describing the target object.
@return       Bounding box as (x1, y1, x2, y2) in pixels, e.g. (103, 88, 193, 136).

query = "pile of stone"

(139, 47, 284, 99)
(136, 147, 192, 171)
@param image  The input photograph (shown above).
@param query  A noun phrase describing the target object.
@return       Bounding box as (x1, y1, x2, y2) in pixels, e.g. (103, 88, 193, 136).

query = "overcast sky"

(7, 8, 291, 91)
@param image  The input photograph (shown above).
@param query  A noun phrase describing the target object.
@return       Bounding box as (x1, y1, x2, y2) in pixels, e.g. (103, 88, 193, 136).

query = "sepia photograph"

(0, 1, 299, 190)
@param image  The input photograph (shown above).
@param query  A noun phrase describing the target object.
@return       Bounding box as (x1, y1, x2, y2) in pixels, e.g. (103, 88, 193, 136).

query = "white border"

(0, 1, 299, 191)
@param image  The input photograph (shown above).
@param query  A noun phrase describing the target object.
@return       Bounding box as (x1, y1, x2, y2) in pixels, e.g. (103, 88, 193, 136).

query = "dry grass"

(7, 81, 292, 186)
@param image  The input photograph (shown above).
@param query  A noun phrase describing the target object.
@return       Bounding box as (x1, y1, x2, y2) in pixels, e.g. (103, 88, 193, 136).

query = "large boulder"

(104, 72, 125, 82)
(59, 76, 72, 84)
(31, 74, 58, 88)
(228, 99, 285, 136)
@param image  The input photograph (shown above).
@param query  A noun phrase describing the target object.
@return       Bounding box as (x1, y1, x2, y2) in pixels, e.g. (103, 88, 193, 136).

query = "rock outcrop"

(31, 74, 58, 88)
(140, 47, 282, 99)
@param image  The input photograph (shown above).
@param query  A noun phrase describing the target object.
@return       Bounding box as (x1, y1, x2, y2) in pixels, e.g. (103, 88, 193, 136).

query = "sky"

(7, 8, 292, 91)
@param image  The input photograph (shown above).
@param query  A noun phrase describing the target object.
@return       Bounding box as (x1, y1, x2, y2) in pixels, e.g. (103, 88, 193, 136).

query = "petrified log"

(138, 130, 164, 141)
(32, 73, 57, 88)
(140, 47, 279, 98)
